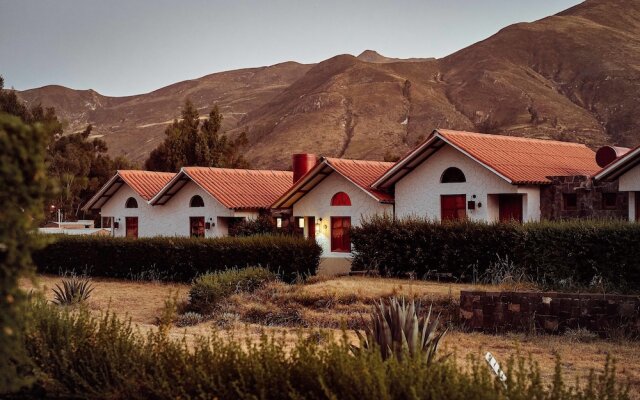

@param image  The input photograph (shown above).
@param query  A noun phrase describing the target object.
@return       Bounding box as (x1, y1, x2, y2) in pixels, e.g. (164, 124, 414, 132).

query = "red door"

(441, 195, 466, 221)
(190, 217, 205, 237)
(125, 217, 138, 238)
(307, 216, 315, 241)
(499, 194, 523, 223)
(331, 217, 351, 252)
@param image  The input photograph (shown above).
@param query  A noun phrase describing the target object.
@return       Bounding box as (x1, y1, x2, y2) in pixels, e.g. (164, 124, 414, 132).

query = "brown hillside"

(17, 0, 640, 169)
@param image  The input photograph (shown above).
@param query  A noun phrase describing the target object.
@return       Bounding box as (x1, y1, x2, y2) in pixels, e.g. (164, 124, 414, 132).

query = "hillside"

(17, 0, 640, 169)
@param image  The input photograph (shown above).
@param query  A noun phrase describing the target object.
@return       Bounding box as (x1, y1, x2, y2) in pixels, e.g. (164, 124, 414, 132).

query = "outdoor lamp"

(298, 218, 304, 228)
(276, 217, 282, 228)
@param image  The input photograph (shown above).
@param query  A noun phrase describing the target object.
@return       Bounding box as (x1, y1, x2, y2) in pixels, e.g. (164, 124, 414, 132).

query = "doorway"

(441, 195, 466, 221)
(499, 194, 523, 222)
(125, 217, 138, 238)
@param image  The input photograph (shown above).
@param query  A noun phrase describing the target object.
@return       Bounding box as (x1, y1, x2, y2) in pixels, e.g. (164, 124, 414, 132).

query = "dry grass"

(21, 274, 640, 395)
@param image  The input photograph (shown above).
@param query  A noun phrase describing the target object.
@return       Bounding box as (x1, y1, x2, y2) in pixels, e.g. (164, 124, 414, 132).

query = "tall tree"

(145, 100, 249, 171)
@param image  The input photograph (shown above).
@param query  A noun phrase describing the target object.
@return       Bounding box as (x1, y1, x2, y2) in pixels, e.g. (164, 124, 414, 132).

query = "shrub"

(19, 299, 630, 399)
(189, 267, 276, 313)
(52, 276, 95, 305)
(351, 216, 640, 292)
(351, 297, 447, 364)
(33, 234, 321, 282)
(175, 312, 204, 327)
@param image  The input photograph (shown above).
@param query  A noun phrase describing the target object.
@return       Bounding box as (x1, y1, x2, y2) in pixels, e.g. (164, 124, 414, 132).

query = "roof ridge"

(182, 166, 292, 174)
(325, 157, 395, 165)
(437, 129, 590, 148)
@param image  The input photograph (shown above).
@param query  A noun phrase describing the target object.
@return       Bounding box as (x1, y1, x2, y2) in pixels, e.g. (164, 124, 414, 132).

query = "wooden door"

(441, 195, 466, 221)
(330, 217, 351, 252)
(190, 217, 205, 238)
(125, 217, 138, 238)
(499, 194, 523, 223)
(307, 216, 315, 241)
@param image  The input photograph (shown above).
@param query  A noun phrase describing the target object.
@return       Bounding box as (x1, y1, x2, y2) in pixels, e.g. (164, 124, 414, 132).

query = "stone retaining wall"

(460, 291, 640, 335)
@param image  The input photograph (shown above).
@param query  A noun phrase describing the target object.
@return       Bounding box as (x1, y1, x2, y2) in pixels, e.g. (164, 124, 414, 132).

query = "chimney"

(292, 153, 317, 183)
(595, 146, 630, 168)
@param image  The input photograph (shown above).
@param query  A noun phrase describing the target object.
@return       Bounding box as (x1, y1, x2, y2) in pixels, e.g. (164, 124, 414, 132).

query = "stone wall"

(540, 176, 628, 220)
(460, 291, 640, 335)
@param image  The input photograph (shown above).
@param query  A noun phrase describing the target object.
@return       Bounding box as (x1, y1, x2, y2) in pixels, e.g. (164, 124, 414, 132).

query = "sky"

(0, 0, 582, 97)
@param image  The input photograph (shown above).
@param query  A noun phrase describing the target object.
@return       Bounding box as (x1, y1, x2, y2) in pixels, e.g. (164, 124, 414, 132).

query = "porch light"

(298, 218, 305, 228)
(315, 219, 321, 234)
(276, 217, 283, 228)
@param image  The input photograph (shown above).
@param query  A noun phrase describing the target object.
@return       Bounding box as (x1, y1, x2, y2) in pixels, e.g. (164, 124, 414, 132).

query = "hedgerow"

(351, 216, 640, 291)
(33, 235, 321, 282)
(19, 299, 630, 399)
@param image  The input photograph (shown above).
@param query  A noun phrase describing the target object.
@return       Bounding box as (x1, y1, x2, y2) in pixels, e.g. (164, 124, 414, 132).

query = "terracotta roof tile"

(118, 170, 175, 200)
(436, 130, 600, 184)
(182, 167, 293, 209)
(325, 158, 395, 202)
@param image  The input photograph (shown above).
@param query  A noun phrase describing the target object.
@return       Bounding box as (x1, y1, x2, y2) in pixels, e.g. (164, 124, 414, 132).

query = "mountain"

(16, 0, 640, 169)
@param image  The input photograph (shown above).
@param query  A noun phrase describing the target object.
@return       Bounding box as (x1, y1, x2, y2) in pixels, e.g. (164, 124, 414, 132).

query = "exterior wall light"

(315, 219, 321, 234)
(298, 217, 305, 228)
(276, 217, 283, 228)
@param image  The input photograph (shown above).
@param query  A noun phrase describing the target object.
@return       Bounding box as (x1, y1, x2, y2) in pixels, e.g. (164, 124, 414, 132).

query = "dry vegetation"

(21, 274, 640, 394)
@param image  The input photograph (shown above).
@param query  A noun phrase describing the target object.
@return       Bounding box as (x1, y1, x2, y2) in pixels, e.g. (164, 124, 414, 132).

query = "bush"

(33, 235, 321, 282)
(351, 216, 640, 291)
(19, 299, 630, 399)
(189, 267, 276, 313)
(52, 276, 95, 305)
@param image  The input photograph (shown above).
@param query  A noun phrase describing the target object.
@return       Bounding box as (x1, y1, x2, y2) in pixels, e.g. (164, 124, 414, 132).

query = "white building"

(271, 157, 394, 273)
(372, 129, 601, 222)
(83, 167, 292, 238)
(594, 145, 640, 221)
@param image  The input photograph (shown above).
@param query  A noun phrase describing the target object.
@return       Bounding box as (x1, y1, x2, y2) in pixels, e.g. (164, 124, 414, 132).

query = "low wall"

(460, 291, 640, 334)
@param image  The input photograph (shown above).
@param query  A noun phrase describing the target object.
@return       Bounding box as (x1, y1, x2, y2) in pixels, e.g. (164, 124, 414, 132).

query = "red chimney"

(292, 153, 317, 183)
(595, 146, 630, 168)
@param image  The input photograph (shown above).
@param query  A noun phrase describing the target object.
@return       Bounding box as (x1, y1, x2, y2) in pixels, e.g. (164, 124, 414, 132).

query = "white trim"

(149, 168, 230, 210)
(594, 146, 640, 181)
(82, 173, 121, 211)
(437, 135, 513, 184)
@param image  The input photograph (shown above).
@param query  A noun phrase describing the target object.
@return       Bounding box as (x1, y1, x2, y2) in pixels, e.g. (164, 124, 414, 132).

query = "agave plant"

(352, 297, 447, 364)
(52, 276, 95, 305)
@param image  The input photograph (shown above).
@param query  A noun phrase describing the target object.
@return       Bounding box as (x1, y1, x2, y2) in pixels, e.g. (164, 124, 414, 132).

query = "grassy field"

(21, 274, 640, 394)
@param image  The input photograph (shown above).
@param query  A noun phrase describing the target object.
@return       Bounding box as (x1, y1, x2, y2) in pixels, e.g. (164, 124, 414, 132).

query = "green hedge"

(33, 235, 321, 282)
(351, 217, 640, 291)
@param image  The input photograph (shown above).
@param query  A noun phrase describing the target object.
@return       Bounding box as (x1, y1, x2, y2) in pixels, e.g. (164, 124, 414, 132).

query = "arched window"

(190, 195, 204, 207)
(441, 167, 466, 183)
(331, 192, 351, 206)
(125, 197, 138, 208)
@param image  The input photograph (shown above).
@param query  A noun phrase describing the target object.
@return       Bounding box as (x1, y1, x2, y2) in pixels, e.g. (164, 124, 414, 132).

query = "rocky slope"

(17, 0, 640, 169)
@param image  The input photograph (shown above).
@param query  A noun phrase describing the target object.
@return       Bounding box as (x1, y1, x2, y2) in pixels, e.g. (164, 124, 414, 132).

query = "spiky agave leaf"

(351, 296, 447, 365)
(52, 276, 95, 305)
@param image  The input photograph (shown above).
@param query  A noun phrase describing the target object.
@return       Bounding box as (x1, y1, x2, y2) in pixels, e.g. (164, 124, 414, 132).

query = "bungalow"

(84, 167, 292, 238)
(271, 155, 394, 273)
(372, 129, 606, 222)
(594, 145, 640, 221)
(83, 170, 175, 237)
(149, 167, 293, 237)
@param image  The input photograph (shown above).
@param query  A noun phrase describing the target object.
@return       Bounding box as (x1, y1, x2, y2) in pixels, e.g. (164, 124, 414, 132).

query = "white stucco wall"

(394, 144, 541, 222)
(100, 181, 258, 237)
(618, 164, 640, 192)
(292, 172, 393, 258)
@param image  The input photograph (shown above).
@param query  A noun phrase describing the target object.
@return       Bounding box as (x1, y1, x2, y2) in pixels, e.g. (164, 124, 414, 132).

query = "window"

(190, 217, 205, 238)
(125, 197, 138, 208)
(331, 217, 351, 252)
(125, 217, 138, 238)
(441, 194, 466, 221)
(602, 193, 618, 210)
(441, 167, 466, 183)
(563, 193, 578, 211)
(190, 195, 204, 207)
(331, 192, 351, 206)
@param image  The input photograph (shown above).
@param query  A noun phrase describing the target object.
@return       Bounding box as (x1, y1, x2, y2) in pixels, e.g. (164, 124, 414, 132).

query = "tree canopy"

(144, 100, 249, 171)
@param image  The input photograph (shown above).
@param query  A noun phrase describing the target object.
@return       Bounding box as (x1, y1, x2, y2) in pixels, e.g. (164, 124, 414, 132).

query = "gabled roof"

(593, 144, 640, 181)
(83, 170, 175, 211)
(150, 167, 293, 210)
(373, 129, 600, 188)
(271, 157, 394, 209)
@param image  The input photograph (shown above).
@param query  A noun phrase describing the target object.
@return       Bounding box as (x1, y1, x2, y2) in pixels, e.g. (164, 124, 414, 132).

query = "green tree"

(0, 113, 50, 392)
(145, 100, 249, 171)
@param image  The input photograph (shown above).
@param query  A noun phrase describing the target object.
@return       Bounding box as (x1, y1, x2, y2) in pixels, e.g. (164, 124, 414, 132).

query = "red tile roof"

(324, 158, 395, 202)
(118, 170, 175, 201)
(375, 129, 600, 187)
(271, 157, 394, 208)
(82, 170, 175, 211)
(154, 167, 294, 209)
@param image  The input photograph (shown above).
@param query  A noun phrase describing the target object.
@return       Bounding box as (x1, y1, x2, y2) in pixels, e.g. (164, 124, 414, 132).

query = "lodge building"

(84, 129, 638, 272)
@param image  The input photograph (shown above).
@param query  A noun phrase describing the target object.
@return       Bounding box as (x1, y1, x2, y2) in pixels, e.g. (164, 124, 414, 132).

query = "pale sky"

(0, 0, 582, 96)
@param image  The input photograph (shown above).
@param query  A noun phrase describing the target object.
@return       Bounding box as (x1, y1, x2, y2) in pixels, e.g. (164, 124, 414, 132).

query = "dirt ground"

(21, 274, 640, 395)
